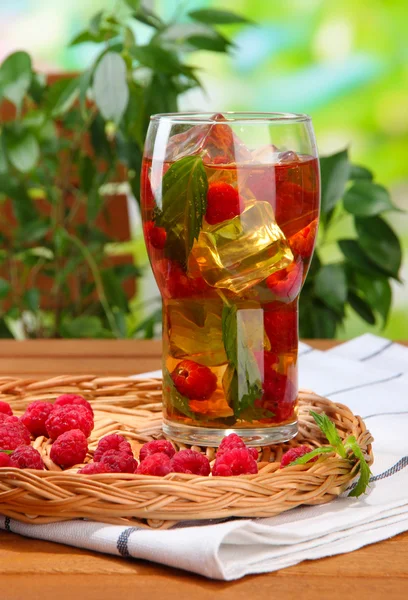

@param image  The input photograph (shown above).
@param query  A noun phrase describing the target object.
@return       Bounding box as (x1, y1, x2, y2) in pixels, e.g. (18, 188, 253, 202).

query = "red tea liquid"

(141, 155, 319, 430)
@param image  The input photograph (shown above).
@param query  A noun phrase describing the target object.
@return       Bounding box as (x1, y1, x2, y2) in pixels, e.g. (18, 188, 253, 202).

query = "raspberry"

(144, 221, 167, 250)
(100, 450, 137, 473)
(9, 445, 44, 470)
(256, 368, 297, 424)
(0, 452, 11, 467)
(171, 449, 210, 476)
(289, 219, 318, 259)
(136, 452, 172, 476)
(50, 429, 88, 469)
(171, 360, 217, 400)
(280, 445, 316, 468)
(139, 439, 175, 462)
(0, 418, 31, 450)
(78, 462, 114, 475)
(212, 448, 258, 476)
(275, 181, 317, 237)
(0, 401, 13, 416)
(217, 433, 258, 460)
(46, 405, 94, 441)
(157, 259, 207, 299)
(205, 182, 241, 225)
(21, 401, 54, 437)
(93, 434, 133, 462)
(264, 304, 297, 353)
(54, 394, 94, 416)
(265, 260, 303, 302)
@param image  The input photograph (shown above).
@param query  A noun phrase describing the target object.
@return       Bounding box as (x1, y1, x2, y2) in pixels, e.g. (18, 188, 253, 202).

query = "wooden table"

(0, 339, 407, 600)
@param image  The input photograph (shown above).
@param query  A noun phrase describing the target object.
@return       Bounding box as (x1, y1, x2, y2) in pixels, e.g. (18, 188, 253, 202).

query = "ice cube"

(277, 150, 300, 164)
(165, 114, 251, 165)
(191, 201, 293, 294)
(167, 300, 227, 366)
(251, 144, 280, 165)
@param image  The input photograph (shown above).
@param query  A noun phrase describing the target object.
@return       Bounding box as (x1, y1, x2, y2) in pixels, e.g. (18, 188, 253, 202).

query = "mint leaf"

(157, 155, 208, 264)
(163, 368, 196, 419)
(344, 435, 372, 497)
(310, 410, 347, 458)
(221, 304, 262, 418)
(0, 450, 13, 455)
(290, 446, 335, 465)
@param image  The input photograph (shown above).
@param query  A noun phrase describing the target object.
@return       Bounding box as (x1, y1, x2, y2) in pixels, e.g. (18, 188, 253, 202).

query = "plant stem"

(65, 231, 121, 337)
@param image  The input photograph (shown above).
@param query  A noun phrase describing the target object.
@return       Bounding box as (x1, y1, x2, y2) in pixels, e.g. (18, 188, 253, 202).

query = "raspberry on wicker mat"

(0, 418, 31, 450)
(54, 394, 94, 416)
(139, 439, 175, 462)
(0, 452, 11, 467)
(93, 433, 133, 462)
(279, 445, 316, 468)
(135, 453, 172, 476)
(50, 429, 88, 469)
(100, 450, 137, 473)
(46, 405, 94, 441)
(21, 401, 54, 437)
(0, 401, 13, 416)
(9, 445, 44, 470)
(171, 449, 211, 476)
(212, 448, 258, 477)
(78, 462, 114, 475)
(217, 433, 258, 460)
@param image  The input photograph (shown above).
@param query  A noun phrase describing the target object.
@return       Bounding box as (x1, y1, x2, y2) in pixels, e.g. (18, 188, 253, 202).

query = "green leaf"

(0, 175, 37, 224)
(46, 77, 80, 117)
(320, 149, 350, 215)
(93, 52, 129, 123)
(132, 307, 162, 339)
(0, 51, 32, 109)
(343, 181, 396, 217)
(131, 44, 194, 75)
(23, 288, 40, 312)
(89, 10, 104, 35)
(310, 411, 347, 458)
(90, 114, 113, 160)
(124, 0, 141, 10)
(101, 268, 129, 312)
(348, 291, 376, 325)
(70, 28, 118, 46)
(290, 446, 335, 466)
(79, 155, 96, 194)
(0, 277, 10, 300)
(186, 32, 232, 53)
(0, 133, 8, 174)
(28, 72, 46, 104)
(188, 9, 251, 25)
(221, 304, 263, 418)
(344, 435, 372, 497)
(163, 368, 196, 419)
(59, 316, 107, 338)
(349, 164, 373, 181)
(5, 130, 39, 173)
(314, 263, 347, 313)
(338, 239, 391, 278)
(355, 274, 392, 324)
(131, 5, 165, 30)
(16, 218, 50, 244)
(355, 216, 402, 279)
(157, 155, 208, 264)
(309, 304, 339, 338)
(78, 69, 92, 115)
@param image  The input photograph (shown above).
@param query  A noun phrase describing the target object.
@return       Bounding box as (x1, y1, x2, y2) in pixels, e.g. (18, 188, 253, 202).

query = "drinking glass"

(141, 112, 320, 446)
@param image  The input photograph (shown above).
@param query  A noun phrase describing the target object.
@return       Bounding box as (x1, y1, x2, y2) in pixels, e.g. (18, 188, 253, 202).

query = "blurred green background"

(1, 0, 407, 338)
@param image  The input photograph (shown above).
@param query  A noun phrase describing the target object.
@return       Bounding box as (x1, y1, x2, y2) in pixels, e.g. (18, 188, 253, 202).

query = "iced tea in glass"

(141, 113, 320, 446)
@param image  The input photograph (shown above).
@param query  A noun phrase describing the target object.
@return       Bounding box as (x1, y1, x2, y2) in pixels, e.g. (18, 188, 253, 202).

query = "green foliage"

(300, 149, 403, 338)
(0, 2, 403, 339)
(0, 3, 246, 339)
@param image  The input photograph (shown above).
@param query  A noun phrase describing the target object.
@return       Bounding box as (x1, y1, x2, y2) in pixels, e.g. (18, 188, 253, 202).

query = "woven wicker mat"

(0, 376, 373, 529)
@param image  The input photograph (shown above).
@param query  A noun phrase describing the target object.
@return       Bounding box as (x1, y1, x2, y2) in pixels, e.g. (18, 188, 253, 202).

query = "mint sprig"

(0, 450, 13, 455)
(156, 155, 208, 264)
(290, 411, 372, 497)
(221, 303, 263, 419)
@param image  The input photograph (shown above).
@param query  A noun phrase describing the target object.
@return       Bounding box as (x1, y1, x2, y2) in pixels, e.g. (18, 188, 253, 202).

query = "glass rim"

(150, 111, 312, 125)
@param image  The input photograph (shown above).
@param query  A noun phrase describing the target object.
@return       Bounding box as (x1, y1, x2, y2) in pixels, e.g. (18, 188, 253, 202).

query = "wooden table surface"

(0, 339, 407, 600)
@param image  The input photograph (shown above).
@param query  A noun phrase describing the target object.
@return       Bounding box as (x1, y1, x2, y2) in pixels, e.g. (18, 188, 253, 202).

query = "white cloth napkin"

(1, 334, 408, 581)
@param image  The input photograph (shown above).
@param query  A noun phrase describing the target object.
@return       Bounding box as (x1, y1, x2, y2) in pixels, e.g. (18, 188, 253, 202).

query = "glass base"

(162, 419, 298, 447)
